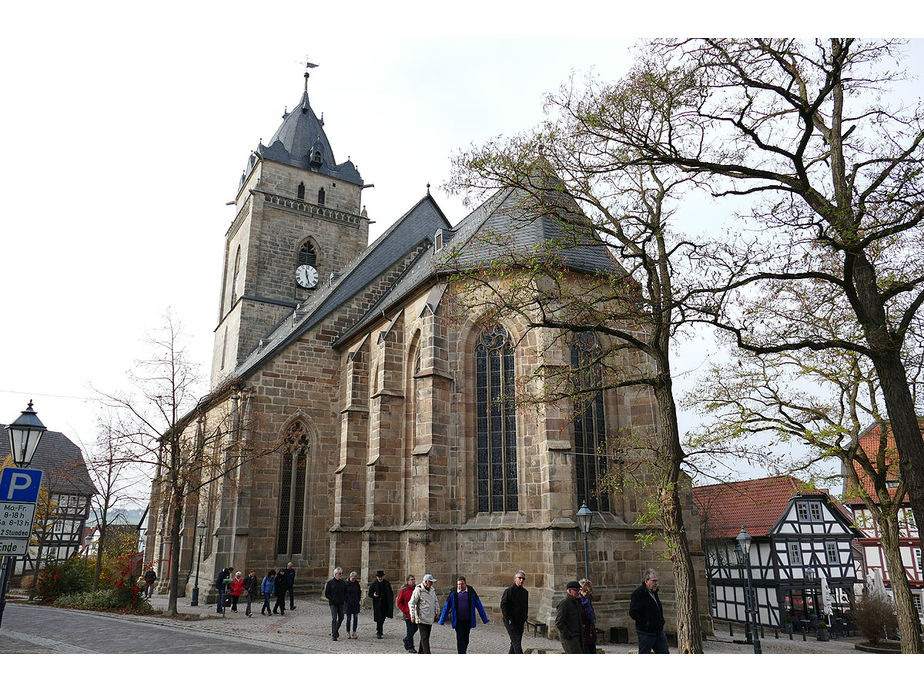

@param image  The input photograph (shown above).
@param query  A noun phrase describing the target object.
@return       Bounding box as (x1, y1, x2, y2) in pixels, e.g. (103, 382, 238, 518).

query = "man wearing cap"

(409, 573, 440, 654)
(500, 570, 529, 654)
(629, 568, 668, 654)
(368, 570, 394, 639)
(324, 567, 347, 641)
(555, 581, 584, 654)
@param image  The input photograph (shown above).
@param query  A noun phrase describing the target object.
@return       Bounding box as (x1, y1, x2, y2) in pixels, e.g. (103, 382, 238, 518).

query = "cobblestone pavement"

(90, 592, 870, 655)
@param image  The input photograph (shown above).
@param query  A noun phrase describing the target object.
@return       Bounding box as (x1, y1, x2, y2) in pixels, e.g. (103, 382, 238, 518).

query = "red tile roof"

(693, 476, 821, 539)
(843, 421, 923, 503)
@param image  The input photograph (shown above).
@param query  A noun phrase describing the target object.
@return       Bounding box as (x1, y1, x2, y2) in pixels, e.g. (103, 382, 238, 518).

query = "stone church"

(144, 68, 706, 635)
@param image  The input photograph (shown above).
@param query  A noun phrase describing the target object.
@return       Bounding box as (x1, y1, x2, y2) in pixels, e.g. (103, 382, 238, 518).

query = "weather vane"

(304, 55, 319, 91)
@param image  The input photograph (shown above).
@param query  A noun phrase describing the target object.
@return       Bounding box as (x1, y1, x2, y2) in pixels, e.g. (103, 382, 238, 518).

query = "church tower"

(211, 64, 370, 385)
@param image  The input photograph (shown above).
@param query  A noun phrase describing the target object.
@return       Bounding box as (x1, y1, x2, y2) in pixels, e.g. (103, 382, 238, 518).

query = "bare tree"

(448, 80, 708, 651)
(604, 39, 924, 554)
(85, 415, 146, 590)
(101, 313, 277, 616)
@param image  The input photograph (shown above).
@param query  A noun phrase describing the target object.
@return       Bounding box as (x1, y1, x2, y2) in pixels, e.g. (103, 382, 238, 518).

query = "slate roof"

(334, 187, 622, 346)
(239, 89, 363, 192)
(693, 476, 822, 539)
(232, 194, 452, 379)
(0, 423, 96, 497)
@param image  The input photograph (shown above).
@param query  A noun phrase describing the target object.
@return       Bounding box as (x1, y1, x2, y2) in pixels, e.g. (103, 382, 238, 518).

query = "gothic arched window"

(317, 187, 326, 206)
(298, 240, 317, 269)
(475, 325, 518, 512)
(297, 182, 305, 200)
(277, 421, 309, 555)
(571, 333, 609, 512)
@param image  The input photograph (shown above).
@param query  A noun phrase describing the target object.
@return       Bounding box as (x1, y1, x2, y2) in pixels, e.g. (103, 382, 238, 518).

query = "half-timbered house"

(0, 423, 96, 584)
(842, 422, 924, 621)
(694, 477, 860, 630)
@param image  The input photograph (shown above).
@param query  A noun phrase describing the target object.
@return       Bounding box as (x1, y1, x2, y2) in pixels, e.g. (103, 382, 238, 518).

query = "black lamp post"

(191, 521, 207, 606)
(1, 401, 47, 629)
(734, 543, 753, 644)
(736, 527, 762, 654)
(576, 501, 593, 579)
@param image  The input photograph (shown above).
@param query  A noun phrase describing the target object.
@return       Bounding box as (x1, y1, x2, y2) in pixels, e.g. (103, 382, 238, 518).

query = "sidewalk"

(129, 591, 867, 654)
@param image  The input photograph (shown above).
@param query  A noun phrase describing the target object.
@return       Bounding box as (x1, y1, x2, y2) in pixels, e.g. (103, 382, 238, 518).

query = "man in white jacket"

(409, 573, 440, 654)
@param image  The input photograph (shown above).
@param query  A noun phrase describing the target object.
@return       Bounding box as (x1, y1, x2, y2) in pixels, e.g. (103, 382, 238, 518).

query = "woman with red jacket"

(396, 575, 418, 652)
(229, 571, 245, 613)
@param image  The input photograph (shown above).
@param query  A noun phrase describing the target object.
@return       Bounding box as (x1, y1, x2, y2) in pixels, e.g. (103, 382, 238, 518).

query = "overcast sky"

(1, 3, 921, 485)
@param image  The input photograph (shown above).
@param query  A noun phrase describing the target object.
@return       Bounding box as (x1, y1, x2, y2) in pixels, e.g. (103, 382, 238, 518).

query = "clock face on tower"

(295, 264, 319, 289)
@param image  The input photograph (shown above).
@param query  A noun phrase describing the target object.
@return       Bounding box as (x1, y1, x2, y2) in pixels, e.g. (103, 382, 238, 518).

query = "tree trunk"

(653, 379, 703, 653)
(877, 514, 923, 654)
(165, 483, 183, 617)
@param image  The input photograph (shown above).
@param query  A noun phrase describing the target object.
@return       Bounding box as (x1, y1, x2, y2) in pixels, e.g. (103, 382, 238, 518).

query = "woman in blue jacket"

(438, 576, 489, 653)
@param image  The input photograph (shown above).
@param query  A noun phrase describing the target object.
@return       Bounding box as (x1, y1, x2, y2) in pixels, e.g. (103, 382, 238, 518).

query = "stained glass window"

(277, 421, 309, 555)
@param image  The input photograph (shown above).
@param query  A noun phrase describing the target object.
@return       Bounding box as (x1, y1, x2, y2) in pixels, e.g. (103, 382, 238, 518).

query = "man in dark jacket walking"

(629, 569, 669, 654)
(273, 567, 288, 615)
(438, 576, 490, 653)
(555, 581, 584, 654)
(368, 570, 394, 639)
(284, 562, 297, 610)
(500, 570, 528, 654)
(215, 566, 232, 614)
(324, 567, 346, 641)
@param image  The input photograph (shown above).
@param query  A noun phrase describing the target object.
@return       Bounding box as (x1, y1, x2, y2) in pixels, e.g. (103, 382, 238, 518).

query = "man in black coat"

(324, 567, 346, 640)
(500, 570, 529, 654)
(368, 570, 394, 639)
(284, 562, 297, 610)
(629, 568, 669, 653)
(215, 566, 232, 614)
(555, 581, 584, 654)
(273, 567, 288, 615)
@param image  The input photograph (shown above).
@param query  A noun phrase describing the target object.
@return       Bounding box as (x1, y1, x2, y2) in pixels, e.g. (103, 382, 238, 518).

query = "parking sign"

(0, 467, 44, 503)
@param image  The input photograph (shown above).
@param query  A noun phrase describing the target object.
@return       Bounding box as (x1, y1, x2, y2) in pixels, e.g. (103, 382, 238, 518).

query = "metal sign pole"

(0, 555, 13, 629)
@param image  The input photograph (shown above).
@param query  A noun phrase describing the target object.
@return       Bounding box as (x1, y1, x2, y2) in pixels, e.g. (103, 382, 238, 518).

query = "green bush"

(35, 556, 93, 602)
(55, 589, 154, 613)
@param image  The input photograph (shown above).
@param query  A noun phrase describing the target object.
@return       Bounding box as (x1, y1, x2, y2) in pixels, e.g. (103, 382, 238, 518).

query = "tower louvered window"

(475, 325, 518, 512)
(572, 333, 609, 511)
(277, 421, 308, 555)
(317, 187, 326, 205)
(297, 182, 305, 200)
(298, 240, 317, 269)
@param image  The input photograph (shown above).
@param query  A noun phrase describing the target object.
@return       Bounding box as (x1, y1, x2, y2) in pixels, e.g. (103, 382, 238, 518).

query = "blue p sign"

(0, 467, 44, 503)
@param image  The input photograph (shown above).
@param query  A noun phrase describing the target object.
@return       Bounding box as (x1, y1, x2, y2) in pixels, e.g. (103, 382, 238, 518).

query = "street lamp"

(7, 400, 47, 467)
(733, 544, 752, 644)
(576, 501, 593, 580)
(736, 527, 762, 654)
(805, 566, 817, 627)
(190, 521, 207, 606)
(1, 401, 47, 629)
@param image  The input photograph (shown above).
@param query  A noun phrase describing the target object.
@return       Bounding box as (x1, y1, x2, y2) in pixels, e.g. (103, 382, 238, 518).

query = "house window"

(797, 502, 809, 521)
(475, 324, 518, 513)
(825, 540, 838, 564)
(912, 593, 923, 614)
(276, 421, 309, 556)
(916, 548, 922, 573)
(810, 501, 823, 521)
(788, 542, 802, 566)
(854, 509, 873, 530)
(572, 333, 609, 512)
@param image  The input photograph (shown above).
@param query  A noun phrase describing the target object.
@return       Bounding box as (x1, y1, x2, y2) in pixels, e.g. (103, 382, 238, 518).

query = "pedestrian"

(396, 574, 418, 653)
(261, 569, 275, 615)
(324, 567, 347, 641)
(143, 566, 157, 599)
(243, 569, 259, 617)
(579, 578, 597, 654)
(500, 570, 528, 654)
(629, 568, 669, 654)
(284, 562, 297, 610)
(368, 570, 394, 639)
(273, 567, 288, 615)
(215, 565, 233, 614)
(345, 571, 362, 639)
(555, 581, 584, 654)
(230, 571, 245, 612)
(409, 573, 440, 654)
(438, 576, 489, 653)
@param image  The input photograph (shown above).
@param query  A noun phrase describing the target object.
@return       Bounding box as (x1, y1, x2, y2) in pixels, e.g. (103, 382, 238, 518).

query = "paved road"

(0, 603, 309, 654)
